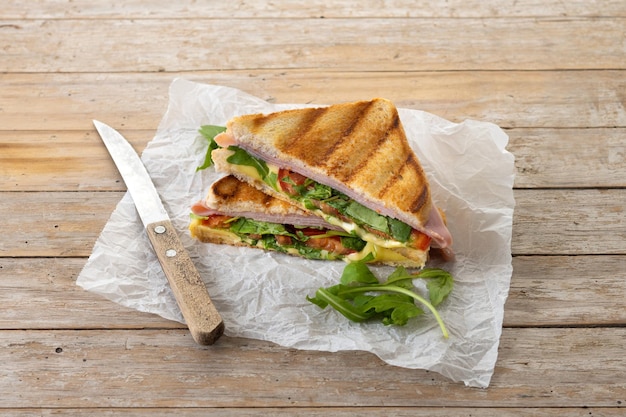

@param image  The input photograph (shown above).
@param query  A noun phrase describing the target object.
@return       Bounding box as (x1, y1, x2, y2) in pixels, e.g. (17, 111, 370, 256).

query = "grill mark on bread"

(327, 109, 401, 184)
(210, 175, 306, 215)
(212, 175, 239, 200)
(274, 106, 329, 159)
(379, 153, 429, 214)
(374, 130, 411, 198)
(317, 100, 375, 164)
(279, 102, 378, 166)
(260, 191, 273, 207)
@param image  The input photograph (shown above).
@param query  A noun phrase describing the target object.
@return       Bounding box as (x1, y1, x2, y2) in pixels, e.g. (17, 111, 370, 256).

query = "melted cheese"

(346, 241, 427, 266)
(314, 211, 407, 249)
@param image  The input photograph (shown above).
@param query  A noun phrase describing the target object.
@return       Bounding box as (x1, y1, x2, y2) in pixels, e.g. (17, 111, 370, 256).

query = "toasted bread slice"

(225, 98, 433, 228)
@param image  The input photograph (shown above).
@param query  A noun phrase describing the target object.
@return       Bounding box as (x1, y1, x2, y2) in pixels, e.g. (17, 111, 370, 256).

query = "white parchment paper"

(77, 78, 515, 388)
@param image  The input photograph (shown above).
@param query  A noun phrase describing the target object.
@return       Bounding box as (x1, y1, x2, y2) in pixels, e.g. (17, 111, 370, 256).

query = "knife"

(93, 120, 224, 345)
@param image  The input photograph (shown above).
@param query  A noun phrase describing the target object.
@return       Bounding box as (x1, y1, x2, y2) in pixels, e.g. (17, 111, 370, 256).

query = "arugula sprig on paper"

(197, 125, 226, 170)
(307, 262, 453, 338)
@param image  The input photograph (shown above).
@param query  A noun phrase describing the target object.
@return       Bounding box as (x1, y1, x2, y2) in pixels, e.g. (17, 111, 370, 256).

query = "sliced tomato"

(409, 230, 432, 251)
(278, 168, 308, 196)
(305, 235, 354, 255)
(201, 215, 234, 229)
(299, 227, 327, 237)
(275, 235, 293, 246)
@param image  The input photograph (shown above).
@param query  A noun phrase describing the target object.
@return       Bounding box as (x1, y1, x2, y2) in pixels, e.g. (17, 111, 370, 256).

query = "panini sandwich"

(206, 98, 453, 267)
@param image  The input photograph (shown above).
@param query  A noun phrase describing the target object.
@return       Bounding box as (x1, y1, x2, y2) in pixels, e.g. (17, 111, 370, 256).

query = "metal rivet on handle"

(165, 249, 177, 257)
(154, 225, 166, 234)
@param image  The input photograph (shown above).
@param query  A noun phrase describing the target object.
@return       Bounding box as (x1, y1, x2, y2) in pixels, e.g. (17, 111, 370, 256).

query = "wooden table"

(2, 1, 625, 415)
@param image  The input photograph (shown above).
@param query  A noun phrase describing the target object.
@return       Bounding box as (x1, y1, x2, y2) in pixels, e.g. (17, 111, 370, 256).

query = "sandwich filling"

(189, 212, 422, 264)
(210, 142, 432, 259)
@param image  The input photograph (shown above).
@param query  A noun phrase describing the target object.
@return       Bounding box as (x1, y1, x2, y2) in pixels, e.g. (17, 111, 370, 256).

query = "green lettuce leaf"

(197, 125, 226, 171)
(226, 146, 278, 190)
(307, 262, 453, 337)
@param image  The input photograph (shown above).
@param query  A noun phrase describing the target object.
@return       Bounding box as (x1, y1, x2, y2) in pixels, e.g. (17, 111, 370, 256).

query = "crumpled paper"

(77, 78, 515, 388)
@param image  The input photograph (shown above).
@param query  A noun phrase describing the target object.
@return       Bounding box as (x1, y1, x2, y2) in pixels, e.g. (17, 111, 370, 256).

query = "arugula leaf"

(323, 193, 351, 211)
(307, 262, 453, 337)
(344, 201, 389, 233)
(226, 146, 270, 177)
(229, 217, 291, 237)
(197, 125, 226, 171)
(328, 198, 412, 244)
(388, 217, 412, 242)
(340, 235, 367, 252)
(340, 261, 379, 285)
(226, 146, 279, 190)
(295, 245, 326, 260)
(301, 182, 333, 201)
(419, 268, 454, 306)
(307, 286, 373, 322)
(361, 294, 424, 326)
(384, 265, 415, 289)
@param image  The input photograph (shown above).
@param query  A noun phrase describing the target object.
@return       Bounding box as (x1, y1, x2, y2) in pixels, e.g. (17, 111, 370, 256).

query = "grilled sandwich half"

(208, 98, 453, 267)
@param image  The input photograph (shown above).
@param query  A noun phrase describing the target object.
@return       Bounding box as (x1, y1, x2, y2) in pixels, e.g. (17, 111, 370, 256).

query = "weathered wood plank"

(0, 258, 180, 330)
(1, 255, 624, 329)
(2, 18, 624, 72)
(2, 189, 624, 257)
(0, 329, 624, 407)
(508, 127, 626, 188)
(0, 130, 148, 191)
(4, 0, 626, 19)
(1, 71, 625, 131)
(512, 189, 626, 255)
(0, 191, 120, 257)
(2, 0, 623, 415)
(2, 127, 625, 191)
(3, 408, 625, 417)
(507, 255, 626, 326)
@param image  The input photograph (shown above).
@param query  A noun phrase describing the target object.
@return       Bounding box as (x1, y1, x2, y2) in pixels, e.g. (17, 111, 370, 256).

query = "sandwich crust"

(226, 98, 433, 226)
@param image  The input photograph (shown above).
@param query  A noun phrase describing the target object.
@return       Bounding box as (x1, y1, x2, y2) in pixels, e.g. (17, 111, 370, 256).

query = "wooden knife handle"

(146, 219, 224, 345)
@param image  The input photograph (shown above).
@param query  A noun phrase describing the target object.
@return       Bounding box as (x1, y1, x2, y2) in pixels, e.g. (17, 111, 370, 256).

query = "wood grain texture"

(2, 127, 625, 191)
(3, 17, 625, 72)
(2, 0, 625, 413)
(146, 219, 224, 345)
(0, 329, 624, 407)
(0, 191, 119, 257)
(2, 71, 625, 131)
(0, 130, 147, 191)
(508, 127, 626, 188)
(4, 0, 626, 19)
(3, 409, 626, 417)
(1, 255, 624, 330)
(0, 258, 180, 329)
(513, 189, 626, 255)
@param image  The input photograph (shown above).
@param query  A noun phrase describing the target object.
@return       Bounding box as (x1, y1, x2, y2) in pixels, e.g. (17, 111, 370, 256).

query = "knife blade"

(93, 120, 224, 345)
